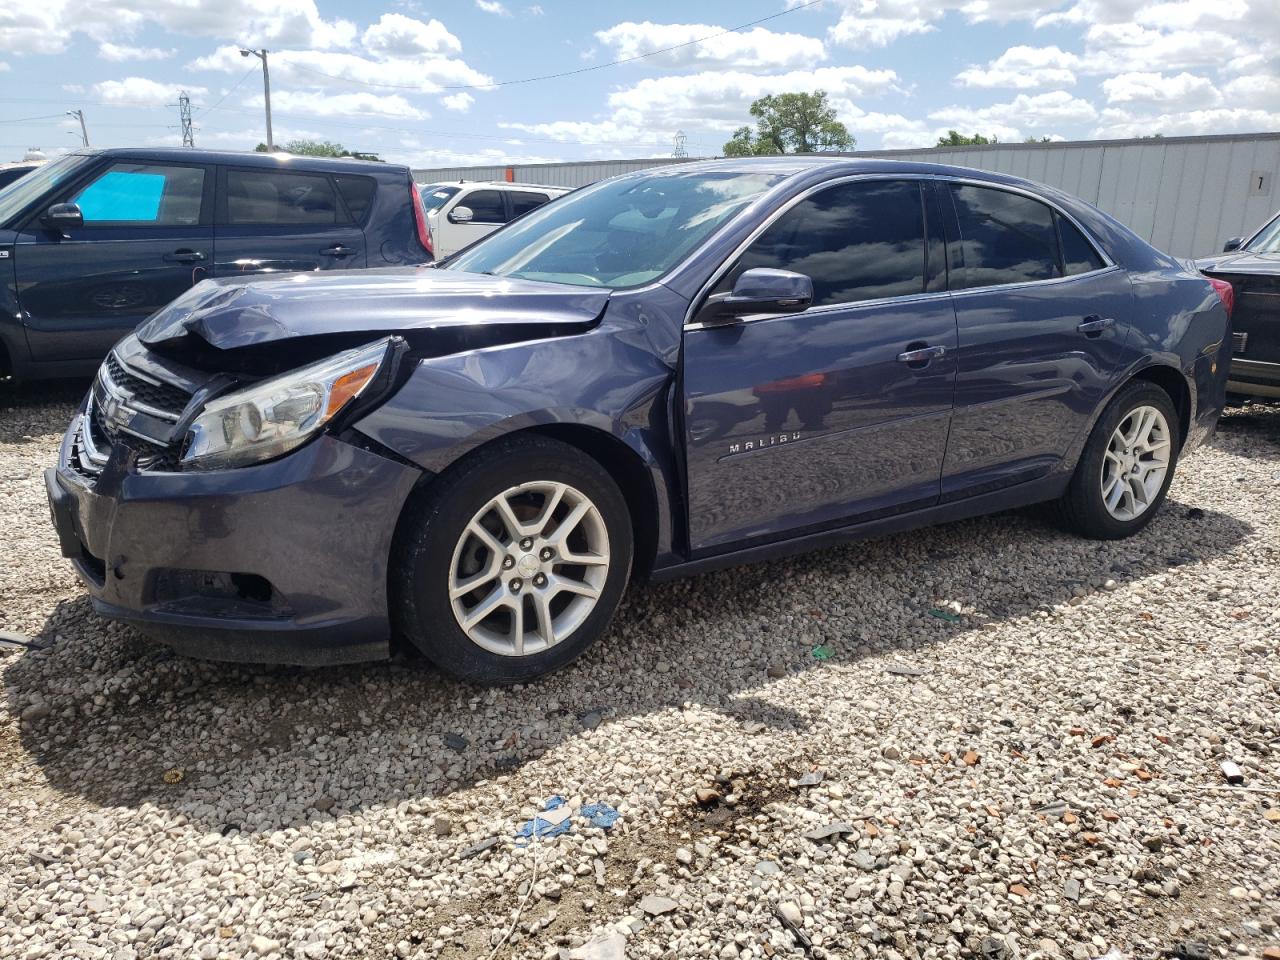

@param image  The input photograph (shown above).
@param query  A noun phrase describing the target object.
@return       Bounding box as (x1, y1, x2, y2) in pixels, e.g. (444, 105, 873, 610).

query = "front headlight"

(181, 338, 394, 470)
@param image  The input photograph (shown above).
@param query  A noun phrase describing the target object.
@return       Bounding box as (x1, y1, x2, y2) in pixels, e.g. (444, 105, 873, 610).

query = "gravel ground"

(2, 378, 1278, 960)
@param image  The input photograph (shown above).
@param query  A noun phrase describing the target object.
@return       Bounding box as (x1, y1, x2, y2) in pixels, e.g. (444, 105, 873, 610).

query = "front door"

(214, 166, 366, 277)
(439, 188, 509, 257)
(938, 181, 1133, 500)
(682, 178, 958, 553)
(16, 159, 213, 362)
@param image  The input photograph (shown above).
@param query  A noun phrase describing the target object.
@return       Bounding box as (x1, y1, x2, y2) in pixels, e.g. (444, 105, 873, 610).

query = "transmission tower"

(672, 130, 687, 158)
(177, 92, 195, 147)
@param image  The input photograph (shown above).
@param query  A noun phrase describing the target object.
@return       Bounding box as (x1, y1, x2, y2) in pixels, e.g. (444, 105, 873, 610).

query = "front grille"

(104, 353, 191, 420)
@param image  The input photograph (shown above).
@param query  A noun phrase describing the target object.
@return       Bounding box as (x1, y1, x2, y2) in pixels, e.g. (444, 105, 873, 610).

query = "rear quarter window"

(334, 175, 376, 223)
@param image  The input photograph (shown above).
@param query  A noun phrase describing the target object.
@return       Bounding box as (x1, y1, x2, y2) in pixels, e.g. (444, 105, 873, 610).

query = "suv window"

(460, 189, 506, 225)
(1057, 212, 1105, 275)
(723, 179, 927, 307)
(227, 169, 341, 225)
(950, 184, 1060, 288)
(72, 163, 205, 225)
(334, 175, 376, 223)
(509, 191, 550, 218)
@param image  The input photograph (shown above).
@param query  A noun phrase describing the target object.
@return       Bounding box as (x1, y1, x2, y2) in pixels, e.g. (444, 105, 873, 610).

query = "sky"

(0, 0, 1277, 168)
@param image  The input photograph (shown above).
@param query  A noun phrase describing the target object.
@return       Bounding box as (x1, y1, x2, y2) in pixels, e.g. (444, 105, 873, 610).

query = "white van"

(419, 180, 569, 259)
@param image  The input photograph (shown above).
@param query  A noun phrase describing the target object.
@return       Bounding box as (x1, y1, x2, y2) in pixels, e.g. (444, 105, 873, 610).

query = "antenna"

(672, 130, 688, 158)
(176, 91, 195, 147)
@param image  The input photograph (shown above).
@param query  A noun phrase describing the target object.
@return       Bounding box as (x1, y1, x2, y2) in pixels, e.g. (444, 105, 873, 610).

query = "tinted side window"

(1057, 212, 1105, 275)
(334, 175, 376, 223)
(950, 184, 1060, 288)
(509, 191, 550, 218)
(726, 180, 926, 307)
(227, 169, 339, 225)
(72, 163, 205, 225)
(460, 189, 506, 224)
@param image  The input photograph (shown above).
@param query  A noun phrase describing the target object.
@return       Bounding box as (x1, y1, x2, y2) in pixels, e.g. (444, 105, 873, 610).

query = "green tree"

(936, 130, 999, 146)
(722, 91, 855, 156)
(1024, 136, 1053, 143)
(255, 139, 383, 161)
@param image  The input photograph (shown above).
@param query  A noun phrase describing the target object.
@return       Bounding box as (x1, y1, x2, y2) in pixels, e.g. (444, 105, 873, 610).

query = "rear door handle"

(321, 244, 355, 258)
(897, 344, 947, 366)
(163, 249, 206, 264)
(1077, 316, 1115, 336)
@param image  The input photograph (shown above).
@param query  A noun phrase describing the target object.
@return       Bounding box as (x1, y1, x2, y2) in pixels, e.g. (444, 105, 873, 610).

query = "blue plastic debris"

(514, 796, 573, 845)
(579, 802, 620, 830)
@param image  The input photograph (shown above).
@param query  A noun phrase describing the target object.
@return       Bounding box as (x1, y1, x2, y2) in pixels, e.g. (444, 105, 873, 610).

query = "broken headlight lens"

(181, 338, 393, 470)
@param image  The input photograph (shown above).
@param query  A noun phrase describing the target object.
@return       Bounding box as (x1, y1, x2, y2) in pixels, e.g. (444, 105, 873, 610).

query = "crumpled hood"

(1195, 251, 1280, 277)
(137, 265, 612, 350)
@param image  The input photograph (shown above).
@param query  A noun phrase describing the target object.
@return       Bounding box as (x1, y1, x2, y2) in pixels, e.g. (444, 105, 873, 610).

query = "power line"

(282, 0, 825, 93)
(197, 64, 259, 115)
(0, 113, 68, 125)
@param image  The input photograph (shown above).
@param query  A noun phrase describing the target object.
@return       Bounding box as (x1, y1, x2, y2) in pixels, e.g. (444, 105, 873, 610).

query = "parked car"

(47, 158, 1232, 684)
(1, 148, 430, 379)
(0, 162, 42, 191)
(419, 180, 568, 258)
(1198, 210, 1280, 402)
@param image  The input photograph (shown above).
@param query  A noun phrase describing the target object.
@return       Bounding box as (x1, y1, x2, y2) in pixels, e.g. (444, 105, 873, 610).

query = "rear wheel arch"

(1128, 364, 1191, 450)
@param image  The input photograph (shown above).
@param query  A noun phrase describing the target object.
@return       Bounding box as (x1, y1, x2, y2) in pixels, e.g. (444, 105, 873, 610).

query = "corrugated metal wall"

(412, 132, 1280, 258)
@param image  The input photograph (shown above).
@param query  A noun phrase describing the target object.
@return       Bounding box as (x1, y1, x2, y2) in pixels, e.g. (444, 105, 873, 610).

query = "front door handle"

(897, 344, 946, 366)
(163, 249, 206, 264)
(320, 244, 355, 258)
(1077, 316, 1115, 336)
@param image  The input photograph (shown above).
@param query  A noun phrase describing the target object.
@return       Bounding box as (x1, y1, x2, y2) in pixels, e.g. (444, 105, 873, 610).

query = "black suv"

(0, 148, 431, 379)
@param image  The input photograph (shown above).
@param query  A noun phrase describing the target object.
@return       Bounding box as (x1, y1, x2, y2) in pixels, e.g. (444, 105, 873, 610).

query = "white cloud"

(92, 77, 207, 107)
(497, 119, 669, 149)
(361, 13, 461, 58)
(1094, 106, 1280, 139)
(829, 15, 933, 49)
(1079, 23, 1239, 74)
(594, 21, 826, 70)
(441, 92, 474, 112)
(527, 4, 545, 14)
(1102, 72, 1222, 109)
(1220, 73, 1280, 110)
(254, 90, 426, 120)
(929, 91, 1098, 141)
(820, 0, 1059, 49)
(192, 45, 492, 93)
(956, 46, 1080, 89)
(474, 0, 511, 15)
(99, 42, 177, 62)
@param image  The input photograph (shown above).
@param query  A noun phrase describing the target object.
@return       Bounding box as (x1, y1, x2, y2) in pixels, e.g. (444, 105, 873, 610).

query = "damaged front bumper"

(49, 397, 423, 666)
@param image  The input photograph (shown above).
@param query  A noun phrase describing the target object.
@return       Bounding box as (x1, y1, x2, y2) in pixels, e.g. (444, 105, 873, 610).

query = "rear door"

(214, 165, 366, 278)
(682, 177, 958, 552)
(940, 181, 1132, 500)
(15, 158, 213, 362)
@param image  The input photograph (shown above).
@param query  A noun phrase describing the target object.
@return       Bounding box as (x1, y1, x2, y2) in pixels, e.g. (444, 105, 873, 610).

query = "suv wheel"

(1055, 381, 1181, 539)
(394, 435, 633, 685)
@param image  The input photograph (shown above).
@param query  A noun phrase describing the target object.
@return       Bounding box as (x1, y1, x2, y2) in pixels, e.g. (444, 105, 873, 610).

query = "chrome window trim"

(682, 172, 1117, 330)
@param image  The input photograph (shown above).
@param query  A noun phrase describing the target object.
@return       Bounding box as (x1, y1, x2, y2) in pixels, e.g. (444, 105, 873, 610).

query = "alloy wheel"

(448, 481, 610, 657)
(1100, 404, 1171, 521)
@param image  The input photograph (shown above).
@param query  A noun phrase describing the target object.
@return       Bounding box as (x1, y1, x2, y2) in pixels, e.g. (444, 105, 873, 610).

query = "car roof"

(70, 147, 408, 175)
(629, 155, 1040, 182)
(421, 180, 568, 192)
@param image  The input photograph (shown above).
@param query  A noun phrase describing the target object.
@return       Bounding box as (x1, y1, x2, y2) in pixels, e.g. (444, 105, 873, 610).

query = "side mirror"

(42, 202, 83, 231)
(700, 268, 814, 324)
(1223, 237, 1244, 253)
(448, 205, 474, 225)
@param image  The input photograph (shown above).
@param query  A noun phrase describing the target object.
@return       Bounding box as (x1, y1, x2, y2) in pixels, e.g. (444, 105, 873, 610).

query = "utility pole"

(176, 91, 194, 147)
(66, 109, 89, 147)
(240, 48, 273, 150)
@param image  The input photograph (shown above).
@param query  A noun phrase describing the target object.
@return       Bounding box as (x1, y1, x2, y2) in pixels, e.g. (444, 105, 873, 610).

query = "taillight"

(410, 182, 433, 259)
(1206, 276, 1234, 318)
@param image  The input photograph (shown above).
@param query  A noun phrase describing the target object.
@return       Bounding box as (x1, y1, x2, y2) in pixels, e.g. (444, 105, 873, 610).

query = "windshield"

(1246, 214, 1280, 253)
(446, 170, 785, 288)
(419, 184, 460, 213)
(0, 153, 88, 225)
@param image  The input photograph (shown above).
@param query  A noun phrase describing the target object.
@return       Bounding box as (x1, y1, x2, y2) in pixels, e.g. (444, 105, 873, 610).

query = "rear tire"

(1054, 381, 1181, 540)
(393, 435, 633, 685)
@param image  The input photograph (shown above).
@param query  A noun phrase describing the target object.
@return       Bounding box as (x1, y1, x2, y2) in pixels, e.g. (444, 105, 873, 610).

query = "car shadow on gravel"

(4, 489, 1254, 834)
(1215, 402, 1280, 459)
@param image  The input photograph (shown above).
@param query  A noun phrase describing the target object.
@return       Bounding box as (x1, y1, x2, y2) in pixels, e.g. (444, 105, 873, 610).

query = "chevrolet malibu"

(47, 158, 1234, 684)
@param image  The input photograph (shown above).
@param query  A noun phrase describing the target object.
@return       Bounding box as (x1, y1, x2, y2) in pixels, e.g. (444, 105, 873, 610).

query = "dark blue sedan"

(48, 157, 1234, 684)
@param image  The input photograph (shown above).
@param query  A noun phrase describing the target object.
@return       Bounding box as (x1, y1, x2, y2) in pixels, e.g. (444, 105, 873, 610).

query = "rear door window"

(227, 169, 341, 225)
(459, 189, 507, 224)
(509, 191, 551, 218)
(72, 163, 206, 225)
(723, 179, 928, 307)
(949, 183, 1061, 288)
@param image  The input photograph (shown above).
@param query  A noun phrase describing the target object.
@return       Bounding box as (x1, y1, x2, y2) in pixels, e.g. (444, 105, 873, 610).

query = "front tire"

(1055, 381, 1181, 540)
(393, 435, 633, 685)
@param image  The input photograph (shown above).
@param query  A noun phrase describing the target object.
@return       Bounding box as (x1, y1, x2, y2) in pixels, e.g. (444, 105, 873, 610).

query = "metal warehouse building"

(413, 131, 1280, 260)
